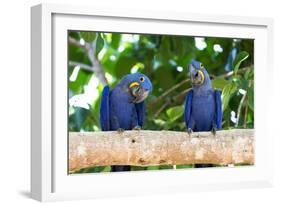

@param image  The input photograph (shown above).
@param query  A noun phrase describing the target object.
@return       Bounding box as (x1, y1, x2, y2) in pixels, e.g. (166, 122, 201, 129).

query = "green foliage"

(68, 31, 254, 173)
(222, 82, 238, 112)
(212, 77, 229, 90)
(96, 34, 105, 55)
(73, 166, 111, 173)
(80, 32, 96, 42)
(233, 51, 249, 75)
(166, 105, 184, 122)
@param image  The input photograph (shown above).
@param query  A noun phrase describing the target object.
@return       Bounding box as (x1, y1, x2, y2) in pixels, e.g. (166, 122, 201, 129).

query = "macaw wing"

(184, 89, 193, 128)
(135, 101, 145, 127)
(214, 90, 222, 129)
(100, 85, 110, 131)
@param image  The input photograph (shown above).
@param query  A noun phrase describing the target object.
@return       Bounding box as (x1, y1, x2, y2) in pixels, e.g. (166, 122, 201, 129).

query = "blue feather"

(135, 102, 145, 127)
(191, 90, 216, 131)
(100, 85, 110, 131)
(214, 90, 222, 129)
(184, 90, 193, 129)
(109, 86, 139, 130)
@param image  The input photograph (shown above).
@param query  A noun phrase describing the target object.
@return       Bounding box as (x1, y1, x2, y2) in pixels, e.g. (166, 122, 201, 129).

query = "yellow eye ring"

(140, 76, 145, 82)
(199, 63, 203, 68)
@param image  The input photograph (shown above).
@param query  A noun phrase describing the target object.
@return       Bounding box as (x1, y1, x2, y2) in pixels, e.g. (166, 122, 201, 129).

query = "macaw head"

(120, 72, 153, 103)
(189, 60, 211, 88)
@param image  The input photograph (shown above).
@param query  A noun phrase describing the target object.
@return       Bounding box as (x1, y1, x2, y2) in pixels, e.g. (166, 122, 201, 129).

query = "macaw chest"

(191, 94, 216, 131)
(109, 96, 138, 130)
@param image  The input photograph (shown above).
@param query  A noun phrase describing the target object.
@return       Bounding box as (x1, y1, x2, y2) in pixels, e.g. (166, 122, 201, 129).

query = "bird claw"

(117, 128, 125, 134)
(211, 127, 217, 136)
(187, 128, 193, 135)
(133, 126, 142, 131)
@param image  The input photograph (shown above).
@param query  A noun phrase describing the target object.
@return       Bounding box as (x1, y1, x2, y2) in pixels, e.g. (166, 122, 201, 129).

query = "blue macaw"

(184, 60, 222, 167)
(100, 72, 152, 172)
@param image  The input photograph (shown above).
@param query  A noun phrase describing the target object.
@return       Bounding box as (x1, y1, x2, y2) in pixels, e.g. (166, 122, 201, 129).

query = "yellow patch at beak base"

(129, 82, 140, 88)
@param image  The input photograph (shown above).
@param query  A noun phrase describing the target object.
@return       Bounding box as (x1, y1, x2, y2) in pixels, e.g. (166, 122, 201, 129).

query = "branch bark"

(68, 37, 108, 86)
(69, 61, 93, 72)
(149, 79, 190, 107)
(69, 129, 254, 172)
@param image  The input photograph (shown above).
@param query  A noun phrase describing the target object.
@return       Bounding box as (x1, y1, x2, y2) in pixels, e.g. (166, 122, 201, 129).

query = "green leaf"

(153, 119, 166, 126)
(146, 166, 160, 170)
(80, 32, 97, 42)
(232, 75, 243, 89)
(96, 34, 104, 55)
(176, 164, 194, 169)
(154, 65, 174, 90)
(71, 107, 89, 131)
(115, 56, 137, 78)
(166, 105, 184, 122)
(130, 166, 147, 171)
(244, 67, 254, 81)
(69, 70, 92, 94)
(101, 166, 112, 172)
(111, 34, 121, 49)
(159, 165, 173, 169)
(212, 77, 229, 90)
(247, 87, 254, 111)
(233, 51, 249, 75)
(100, 47, 117, 75)
(68, 44, 87, 64)
(73, 166, 111, 173)
(159, 36, 172, 62)
(221, 82, 238, 112)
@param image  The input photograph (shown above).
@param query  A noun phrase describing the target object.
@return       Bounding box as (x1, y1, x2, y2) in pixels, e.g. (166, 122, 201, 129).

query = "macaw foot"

(117, 128, 125, 134)
(211, 127, 217, 136)
(133, 125, 141, 131)
(187, 128, 193, 135)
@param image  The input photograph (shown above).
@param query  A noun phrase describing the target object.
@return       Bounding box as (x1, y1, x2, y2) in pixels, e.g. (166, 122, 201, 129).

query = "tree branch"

(154, 101, 170, 117)
(243, 98, 249, 128)
(69, 129, 254, 172)
(149, 79, 190, 107)
(68, 37, 108, 86)
(69, 61, 93, 72)
(236, 91, 247, 127)
(219, 65, 253, 79)
(68, 37, 88, 49)
(148, 65, 253, 114)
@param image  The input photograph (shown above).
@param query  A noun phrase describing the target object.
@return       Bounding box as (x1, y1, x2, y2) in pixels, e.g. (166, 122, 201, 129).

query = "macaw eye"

(199, 63, 203, 68)
(140, 76, 145, 82)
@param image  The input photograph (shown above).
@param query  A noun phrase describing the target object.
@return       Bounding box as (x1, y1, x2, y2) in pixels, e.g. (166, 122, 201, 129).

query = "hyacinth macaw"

(184, 60, 222, 167)
(100, 72, 152, 172)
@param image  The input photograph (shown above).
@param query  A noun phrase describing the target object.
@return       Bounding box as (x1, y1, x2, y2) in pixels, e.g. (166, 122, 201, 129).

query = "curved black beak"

(189, 64, 204, 86)
(130, 85, 149, 103)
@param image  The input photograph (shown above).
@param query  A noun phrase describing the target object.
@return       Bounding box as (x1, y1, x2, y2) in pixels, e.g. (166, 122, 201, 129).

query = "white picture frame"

(31, 3, 274, 202)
